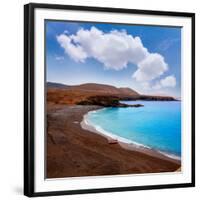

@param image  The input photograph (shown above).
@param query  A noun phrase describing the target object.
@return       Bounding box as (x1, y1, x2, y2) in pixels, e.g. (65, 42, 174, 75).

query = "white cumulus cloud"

(146, 75, 176, 91)
(56, 34, 87, 63)
(57, 26, 149, 70)
(132, 53, 168, 82)
(160, 75, 176, 87)
(57, 26, 175, 91)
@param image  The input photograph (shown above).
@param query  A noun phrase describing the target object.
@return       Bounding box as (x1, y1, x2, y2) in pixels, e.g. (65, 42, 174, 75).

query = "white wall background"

(0, 0, 199, 199)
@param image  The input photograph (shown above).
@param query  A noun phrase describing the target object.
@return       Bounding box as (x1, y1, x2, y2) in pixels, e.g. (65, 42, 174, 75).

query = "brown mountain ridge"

(47, 82, 176, 106)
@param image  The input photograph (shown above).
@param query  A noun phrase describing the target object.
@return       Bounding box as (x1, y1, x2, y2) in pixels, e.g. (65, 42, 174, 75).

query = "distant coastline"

(47, 82, 177, 107)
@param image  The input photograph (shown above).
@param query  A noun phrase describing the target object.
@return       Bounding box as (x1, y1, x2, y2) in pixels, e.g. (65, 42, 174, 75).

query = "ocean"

(85, 101, 181, 158)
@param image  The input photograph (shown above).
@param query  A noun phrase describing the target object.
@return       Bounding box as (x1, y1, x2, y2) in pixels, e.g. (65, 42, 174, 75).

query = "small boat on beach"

(108, 139, 118, 144)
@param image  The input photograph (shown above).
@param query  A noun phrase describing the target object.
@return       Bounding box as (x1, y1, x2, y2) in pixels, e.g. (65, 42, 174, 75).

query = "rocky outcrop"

(139, 95, 176, 101)
(77, 96, 144, 108)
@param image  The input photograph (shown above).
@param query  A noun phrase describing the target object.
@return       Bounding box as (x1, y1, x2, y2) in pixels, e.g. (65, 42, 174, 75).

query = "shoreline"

(47, 104, 181, 178)
(81, 108, 181, 164)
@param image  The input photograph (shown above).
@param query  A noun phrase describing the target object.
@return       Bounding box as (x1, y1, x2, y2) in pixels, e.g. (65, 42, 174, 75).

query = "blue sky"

(46, 20, 181, 98)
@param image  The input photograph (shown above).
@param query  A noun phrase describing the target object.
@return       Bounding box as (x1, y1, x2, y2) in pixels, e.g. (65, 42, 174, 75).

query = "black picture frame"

(24, 3, 195, 197)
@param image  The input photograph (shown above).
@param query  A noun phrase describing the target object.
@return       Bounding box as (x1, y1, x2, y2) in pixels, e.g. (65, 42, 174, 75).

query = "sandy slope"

(47, 105, 180, 178)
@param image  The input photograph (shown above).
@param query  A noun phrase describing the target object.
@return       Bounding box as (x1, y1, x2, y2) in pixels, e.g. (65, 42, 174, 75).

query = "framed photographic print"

(24, 3, 195, 197)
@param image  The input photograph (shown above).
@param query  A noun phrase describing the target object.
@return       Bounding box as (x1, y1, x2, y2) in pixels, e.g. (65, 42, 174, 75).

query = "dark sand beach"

(47, 104, 180, 178)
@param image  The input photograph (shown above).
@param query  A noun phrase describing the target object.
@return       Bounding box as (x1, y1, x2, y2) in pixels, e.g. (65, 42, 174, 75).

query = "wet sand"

(47, 104, 181, 178)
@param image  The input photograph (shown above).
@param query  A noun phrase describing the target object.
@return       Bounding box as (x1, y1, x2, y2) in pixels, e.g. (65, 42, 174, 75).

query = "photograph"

(24, 3, 195, 196)
(46, 20, 182, 178)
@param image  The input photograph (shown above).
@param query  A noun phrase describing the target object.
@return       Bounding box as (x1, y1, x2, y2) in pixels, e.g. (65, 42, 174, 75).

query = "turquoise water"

(86, 101, 181, 157)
